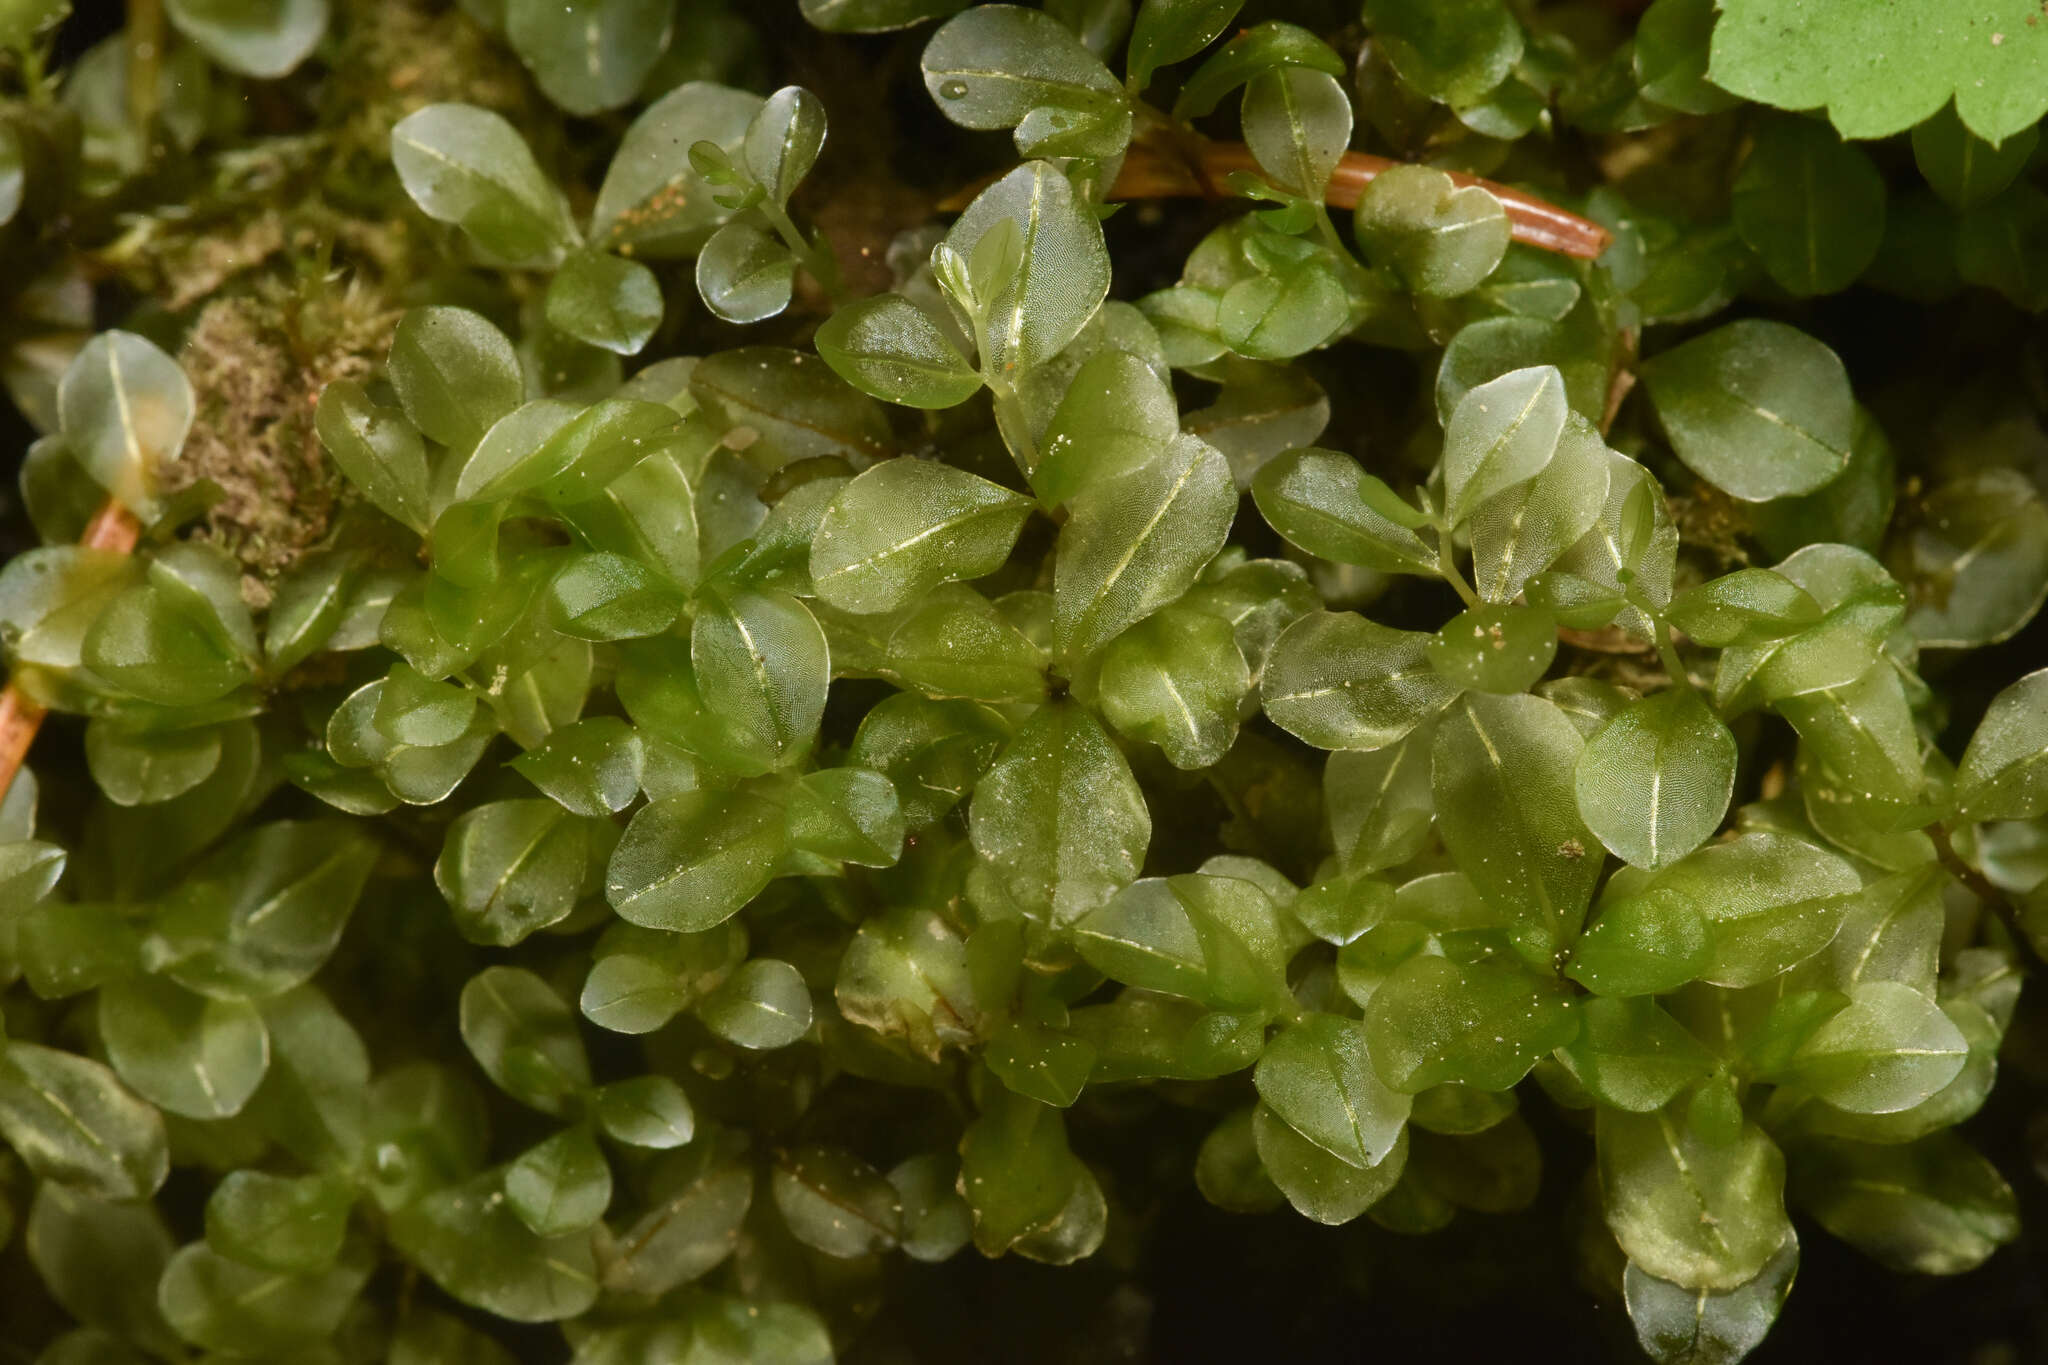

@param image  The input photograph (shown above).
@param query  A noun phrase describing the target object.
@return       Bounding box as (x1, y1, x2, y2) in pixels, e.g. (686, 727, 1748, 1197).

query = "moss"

(166, 274, 402, 601)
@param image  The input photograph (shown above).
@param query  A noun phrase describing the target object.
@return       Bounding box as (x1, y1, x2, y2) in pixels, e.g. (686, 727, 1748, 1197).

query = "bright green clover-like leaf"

(1252, 1101, 1408, 1226)
(695, 221, 799, 325)
(591, 81, 764, 258)
(1642, 833, 1863, 988)
(510, 716, 644, 816)
(1127, 0, 1246, 90)
(691, 586, 829, 772)
(1567, 886, 1713, 998)
(1173, 20, 1344, 118)
(944, 160, 1113, 380)
(744, 85, 828, 208)
(1955, 667, 2048, 821)
(1467, 412, 1613, 603)
(786, 766, 907, 866)
(1784, 980, 1969, 1114)
(848, 693, 1009, 828)
(1325, 732, 1436, 875)
(1073, 872, 1291, 1011)
(504, 1125, 612, 1237)
(1557, 995, 1716, 1113)
(1709, 1, 2048, 144)
(315, 381, 431, 534)
(435, 799, 609, 947)
(386, 306, 525, 454)
(1640, 319, 1853, 502)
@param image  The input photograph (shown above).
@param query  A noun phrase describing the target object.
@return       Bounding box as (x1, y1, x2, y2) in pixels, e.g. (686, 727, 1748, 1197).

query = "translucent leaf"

(1073, 872, 1290, 1010)
(849, 692, 1008, 828)
(985, 1018, 1095, 1107)
(1252, 1101, 1407, 1225)
(815, 294, 983, 409)
(921, 6, 1129, 159)
(744, 85, 827, 206)
(771, 1145, 902, 1257)
(1361, 0, 1522, 105)
(1097, 603, 1249, 769)
(1893, 466, 2048, 649)
(699, 958, 813, 1049)
(1787, 1133, 2017, 1276)
(800, 0, 966, 33)
(835, 905, 981, 1059)
(1642, 833, 1862, 987)
(1955, 667, 2048, 821)
(1598, 1106, 1792, 1292)
(811, 458, 1032, 614)
(1631, 0, 1738, 117)
(26, 1186, 179, 1356)
(591, 81, 764, 257)
(387, 307, 525, 454)
(204, 1170, 351, 1273)
(1194, 1106, 1285, 1213)
(691, 346, 891, 469)
(545, 552, 686, 642)
(1912, 103, 2038, 209)
(1575, 689, 1737, 871)
(1243, 65, 1351, 199)
(945, 160, 1113, 378)
(1440, 364, 1568, 526)
(1433, 691, 1601, 958)
(506, 1125, 612, 1237)
(511, 716, 645, 816)
(1053, 433, 1236, 658)
(1426, 603, 1558, 695)
(1624, 1237, 1797, 1365)
(545, 251, 664, 356)
(1325, 730, 1435, 875)
(1466, 412, 1612, 602)
(1173, 20, 1344, 119)
(0, 1042, 166, 1200)
(786, 766, 906, 866)
(57, 330, 192, 521)
(1354, 164, 1512, 300)
(1251, 447, 1436, 576)
(969, 700, 1149, 927)
(1731, 114, 1886, 297)
(1127, 0, 1245, 89)
(593, 1076, 695, 1149)
(165, 0, 328, 78)
(601, 1152, 752, 1295)
(84, 719, 222, 806)
(1255, 1013, 1412, 1168)
(390, 104, 578, 268)
(1365, 955, 1579, 1092)
(436, 799, 609, 947)
(458, 966, 592, 1115)
(1640, 320, 1853, 502)
(1262, 611, 1459, 751)
(581, 923, 746, 1035)
(1786, 981, 1968, 1114)
(506, 0, 670, 115)
(691, 586, 829, 772)
(99, 977, 268, 1121)
(957, 1084, 1103, 1258)
(389, 1172, 598, 1321)
(695, 220, 798, 325)
(888, 1152, 974, 1260)
(1558, 996, 1716, 1113)
(1567, 887, 1712, 998)
(608, 789, 787, 931)
(158, 1242, 368, 1354)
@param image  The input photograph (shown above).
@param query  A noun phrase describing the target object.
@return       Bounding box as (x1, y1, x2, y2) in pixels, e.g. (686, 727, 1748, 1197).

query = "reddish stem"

(0, 499, 143, 801)
(1107, 139, 1611, 260)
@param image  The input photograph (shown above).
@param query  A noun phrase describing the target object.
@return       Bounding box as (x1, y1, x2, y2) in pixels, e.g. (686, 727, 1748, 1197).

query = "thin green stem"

(1930, 820, 2044, 973)
(758, 198, 847, 308)
(987, 379, 1037, 479)
(127, 0, 164, 139)
(1430, 516, 1482, 609)
(1652, 624, 1696, 697)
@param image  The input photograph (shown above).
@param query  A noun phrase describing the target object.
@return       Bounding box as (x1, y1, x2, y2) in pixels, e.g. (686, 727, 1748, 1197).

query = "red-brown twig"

(0, 499, 143, 801)
(1106, 139, 1611, 260)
